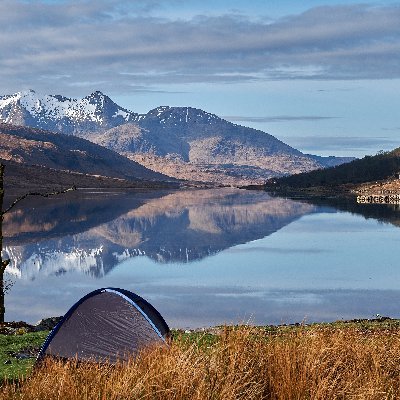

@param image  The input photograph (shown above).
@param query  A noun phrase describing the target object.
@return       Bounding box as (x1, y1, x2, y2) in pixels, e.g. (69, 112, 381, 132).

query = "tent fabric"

(37, 288, 169, 363)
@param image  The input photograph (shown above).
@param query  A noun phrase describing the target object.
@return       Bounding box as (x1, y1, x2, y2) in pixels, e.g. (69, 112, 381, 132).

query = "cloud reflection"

(225, 246, 329, 254)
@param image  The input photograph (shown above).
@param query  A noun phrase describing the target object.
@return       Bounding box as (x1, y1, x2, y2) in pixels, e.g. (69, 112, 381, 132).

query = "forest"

(271, 148, 400, 188)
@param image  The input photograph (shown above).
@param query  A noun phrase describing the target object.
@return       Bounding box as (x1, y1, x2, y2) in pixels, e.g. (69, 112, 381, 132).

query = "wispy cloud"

(1, 1, 400, 94)
(283, 136, 400, 151)
(381, 127, 400, 131)
(225, 115, 338, 123)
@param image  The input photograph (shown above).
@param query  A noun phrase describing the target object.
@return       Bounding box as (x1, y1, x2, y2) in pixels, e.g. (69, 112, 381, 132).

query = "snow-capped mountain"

(0, 90, 354, 185)
(0, 90, 138, 134)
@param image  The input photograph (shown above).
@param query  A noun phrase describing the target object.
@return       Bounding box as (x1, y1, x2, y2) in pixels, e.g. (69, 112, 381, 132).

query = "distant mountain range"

(0, 90, 354, 185)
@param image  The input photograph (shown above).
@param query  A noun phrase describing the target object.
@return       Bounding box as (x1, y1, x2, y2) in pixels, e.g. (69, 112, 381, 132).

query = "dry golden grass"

(1, 325, 400, 399)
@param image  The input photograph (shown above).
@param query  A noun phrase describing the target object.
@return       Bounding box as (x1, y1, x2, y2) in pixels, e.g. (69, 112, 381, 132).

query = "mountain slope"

(0, 123, 173, 185)
(271, 148, 400, 188)
(0, 90, 353, 185)
(93, 106, 352, 184)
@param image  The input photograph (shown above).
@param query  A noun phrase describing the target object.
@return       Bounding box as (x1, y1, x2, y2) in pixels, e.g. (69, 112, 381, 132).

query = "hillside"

(89, 106, 353, 185)
(0, 90, 353, 185)
(0, 159, 174, 191)
(0, 123, 174, 187)
(270, 148, 400, 189)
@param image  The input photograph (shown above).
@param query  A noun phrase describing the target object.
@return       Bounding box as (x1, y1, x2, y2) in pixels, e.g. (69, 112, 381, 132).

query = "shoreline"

(2, 317, 400, 383)
(2, 315, 399, 336)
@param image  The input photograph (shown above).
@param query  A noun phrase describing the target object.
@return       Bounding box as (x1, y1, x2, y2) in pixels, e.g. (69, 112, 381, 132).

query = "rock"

(0, 321, 35, 335)
(13, 352, 33, 360)
(34, 316, 63, 331)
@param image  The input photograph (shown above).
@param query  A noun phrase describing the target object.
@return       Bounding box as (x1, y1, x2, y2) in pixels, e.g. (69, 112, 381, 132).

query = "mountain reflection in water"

(3, 188, 400, 327)
(3, 188, 316, 279)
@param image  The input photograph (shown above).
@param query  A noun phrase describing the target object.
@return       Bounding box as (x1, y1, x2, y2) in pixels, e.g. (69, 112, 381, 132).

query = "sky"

(1, 0, 400, 157)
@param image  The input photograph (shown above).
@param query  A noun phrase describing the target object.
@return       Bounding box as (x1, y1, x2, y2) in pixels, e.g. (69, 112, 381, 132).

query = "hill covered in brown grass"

(0, 123, 175, 189)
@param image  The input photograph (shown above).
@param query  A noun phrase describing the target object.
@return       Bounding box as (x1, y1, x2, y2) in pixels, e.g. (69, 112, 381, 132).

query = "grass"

(2, 321, 400, 399)
(0, 331, 49, 381)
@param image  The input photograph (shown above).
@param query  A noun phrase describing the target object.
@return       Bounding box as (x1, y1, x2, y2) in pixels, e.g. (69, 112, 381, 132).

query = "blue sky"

(2, 0, 400, 157)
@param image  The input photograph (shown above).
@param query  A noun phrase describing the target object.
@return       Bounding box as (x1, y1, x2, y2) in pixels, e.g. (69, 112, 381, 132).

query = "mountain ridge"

(0, 90, 354, 185)
(0, 122, 174, 186)
(267, 147, 400, 189)
(0, 90, 139, 134)
(94, 106, 353, 184)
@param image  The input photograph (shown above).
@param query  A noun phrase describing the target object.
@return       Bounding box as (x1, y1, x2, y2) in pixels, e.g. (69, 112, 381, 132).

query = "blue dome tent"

(37, 288, 169, 364)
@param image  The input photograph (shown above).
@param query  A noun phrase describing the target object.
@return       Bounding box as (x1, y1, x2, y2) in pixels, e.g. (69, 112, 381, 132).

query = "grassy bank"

(2, 320, 400, 399)
(0, 331, 48, 381)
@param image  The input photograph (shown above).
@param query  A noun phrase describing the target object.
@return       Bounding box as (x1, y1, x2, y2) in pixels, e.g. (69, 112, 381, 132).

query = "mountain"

(270, 148, 400, 189)
(0, 90, 138, 135)
(0, 123, 173, 187)
(0, 90, 353, 185)
(0, 159, 166, 191)
(92, 107, 353, 185)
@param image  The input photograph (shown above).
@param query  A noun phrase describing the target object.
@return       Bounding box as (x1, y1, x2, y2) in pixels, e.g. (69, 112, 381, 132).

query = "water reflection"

(3, 188, 400, 327)
(3, 188, 316, 279)
(301, 195, 400, 227)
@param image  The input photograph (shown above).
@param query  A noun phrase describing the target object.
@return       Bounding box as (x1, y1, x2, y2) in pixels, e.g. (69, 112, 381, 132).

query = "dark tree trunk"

(0, 163, 6, 322)
(0, 163, 74, 323)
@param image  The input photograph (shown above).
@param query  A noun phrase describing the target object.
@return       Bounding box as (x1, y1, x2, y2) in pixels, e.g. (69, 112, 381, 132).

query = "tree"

(0, 163, 76, 323)
(0, 164, 9, 323)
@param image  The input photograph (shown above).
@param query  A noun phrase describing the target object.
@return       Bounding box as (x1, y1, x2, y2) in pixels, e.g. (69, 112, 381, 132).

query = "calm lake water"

(2, 188, 400, 328)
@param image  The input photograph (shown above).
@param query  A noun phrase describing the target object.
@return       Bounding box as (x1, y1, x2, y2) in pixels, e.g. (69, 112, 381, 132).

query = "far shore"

(241, 176, 400, 198)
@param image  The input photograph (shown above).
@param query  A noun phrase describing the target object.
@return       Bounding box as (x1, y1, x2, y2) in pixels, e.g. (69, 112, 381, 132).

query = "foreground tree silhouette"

(0, 164, 9, 323)
(0, 163, 75, 323)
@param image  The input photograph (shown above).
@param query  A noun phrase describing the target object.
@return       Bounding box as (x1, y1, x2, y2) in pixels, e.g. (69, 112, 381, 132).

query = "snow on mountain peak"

(0, 90, 138, 130)
(89, 90, 105, 97)
(15, 89, 36, 97)
(0, 90, 223, 134)
(143, 105, 221, 126)
(84, 90, 106, 103)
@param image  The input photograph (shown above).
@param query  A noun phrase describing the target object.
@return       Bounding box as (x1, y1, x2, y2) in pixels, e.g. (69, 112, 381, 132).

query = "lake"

(2, 187, 400, 328)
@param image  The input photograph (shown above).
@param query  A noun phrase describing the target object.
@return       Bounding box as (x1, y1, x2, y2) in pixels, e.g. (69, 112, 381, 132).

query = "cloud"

(224, 115, 338, 123)
(382, 127, 400, 131)
(1, 1, 400, 94)
(283, 136, 400, 152)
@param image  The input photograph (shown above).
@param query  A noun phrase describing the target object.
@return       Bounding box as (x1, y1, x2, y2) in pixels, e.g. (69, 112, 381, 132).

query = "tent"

(37, 288, 169, 363)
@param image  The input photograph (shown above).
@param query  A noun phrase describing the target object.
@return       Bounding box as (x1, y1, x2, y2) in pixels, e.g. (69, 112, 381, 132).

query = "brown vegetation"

(126, 152, 322, 186)
(355, 177, 400, 195)
(2, 325, 400, 399)
(0, 123, 172, 189)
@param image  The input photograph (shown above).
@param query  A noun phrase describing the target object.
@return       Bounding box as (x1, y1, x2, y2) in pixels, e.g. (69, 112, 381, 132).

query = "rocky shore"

(0, 317, 62, 336)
